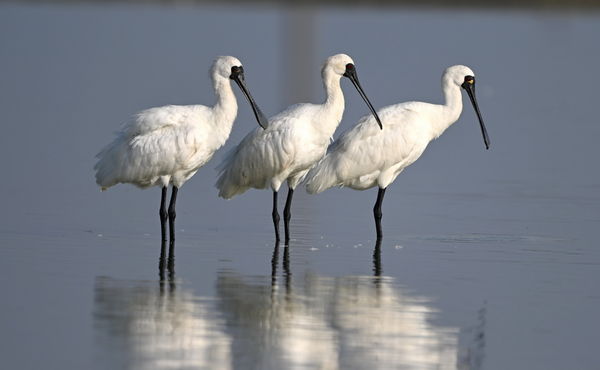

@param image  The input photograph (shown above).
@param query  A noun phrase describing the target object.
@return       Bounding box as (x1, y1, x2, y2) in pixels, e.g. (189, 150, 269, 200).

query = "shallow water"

(1, 3, 599, 370)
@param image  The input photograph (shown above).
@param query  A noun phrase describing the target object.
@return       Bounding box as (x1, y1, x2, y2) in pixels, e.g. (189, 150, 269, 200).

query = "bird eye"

(345, 63, 354, 71)
(230, 66, 243, 79)
(464, 75, 475, 84)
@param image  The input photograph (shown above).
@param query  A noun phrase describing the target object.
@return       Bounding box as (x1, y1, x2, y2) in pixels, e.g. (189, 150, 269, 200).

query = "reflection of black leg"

(373, 187, 386, 241)
(160, 187, 168, 242)
(168, 239, 176, 292)
(159, 240, 167, 282)
(372, 238, 382, 277)
(272, 191, 280, 243)
(283, 245, 291, 296)
(283, 188, 294, 245)
(271, 243, 280, 287)
(168, 187, 178, 242)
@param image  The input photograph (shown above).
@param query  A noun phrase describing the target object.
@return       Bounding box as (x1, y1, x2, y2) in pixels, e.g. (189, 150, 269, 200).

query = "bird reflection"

(94, 243, 483, 370)
(158, 240, 176, 294)
(458, 302, 487, 369)
(93, 243, 232, 370)
(270, 243, 292, 302)
(270, 242, 279, 286)
(283, 245, 291, 292)
(372, 238, 382, 277)
(216, 266, 461, 369)
(371, 239, 383, 294)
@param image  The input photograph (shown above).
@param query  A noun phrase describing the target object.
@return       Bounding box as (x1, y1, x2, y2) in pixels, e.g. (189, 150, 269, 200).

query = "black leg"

(272, 191, 281, 243)
(159, 187, 168, 242)
(373, 187, 386, 241)
(283, 188, 294, 245)
(168, 186, 178, 242)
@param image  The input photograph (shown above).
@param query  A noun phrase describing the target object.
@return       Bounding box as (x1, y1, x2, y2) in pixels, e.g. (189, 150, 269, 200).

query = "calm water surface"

(0, 3, 599, 370)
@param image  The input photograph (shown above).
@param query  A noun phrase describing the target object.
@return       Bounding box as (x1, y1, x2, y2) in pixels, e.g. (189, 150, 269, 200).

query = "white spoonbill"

(305, 65, 490, 241)
(94, 56, 268, 242)
(216, 54, 382, 244)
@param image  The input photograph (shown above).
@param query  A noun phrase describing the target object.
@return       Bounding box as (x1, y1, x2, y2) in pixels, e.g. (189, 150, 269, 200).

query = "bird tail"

(304, 156, 341, 194)
(215, 173, 250, 199)
(93, 138, 124, 190)
(215, 146, 251, 199)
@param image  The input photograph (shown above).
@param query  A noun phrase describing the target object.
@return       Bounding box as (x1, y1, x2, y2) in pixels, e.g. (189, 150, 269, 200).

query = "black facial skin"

(461, 75, 490, 150)
(343, 63, 383, 130)
(230, 66, 268, 129)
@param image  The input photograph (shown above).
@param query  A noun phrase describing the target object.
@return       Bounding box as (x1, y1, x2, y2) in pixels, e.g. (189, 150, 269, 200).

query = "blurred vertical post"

(281, 4, 317, 222)
(281, 5, 316, 108)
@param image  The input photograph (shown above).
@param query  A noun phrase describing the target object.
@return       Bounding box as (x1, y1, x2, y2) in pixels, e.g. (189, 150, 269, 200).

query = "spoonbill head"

(94, 55, 266, 243)
(217, 56, 269, 129)
(444, 65, 490, 149)
(305, 64, 490, 241)
(216, 53, 381, 244)
(324, 54, 383, 129)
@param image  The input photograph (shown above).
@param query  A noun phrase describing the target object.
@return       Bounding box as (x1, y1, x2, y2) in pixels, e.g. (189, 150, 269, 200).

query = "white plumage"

(216, 54, 381, 244)
(95, 104, 223, 190)
(216, 104, 333, 198)
(305, 65, 490, 240)
(94, 56, 267, 241)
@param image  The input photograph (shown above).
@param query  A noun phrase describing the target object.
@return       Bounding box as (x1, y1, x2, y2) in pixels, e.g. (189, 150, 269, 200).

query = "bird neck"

(430, 79, 463, 139)
(208, 75, 239, 148)
(212, 75, 238, 126)
(318, 70, 345, 135)
(323, 70, 345, 108)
